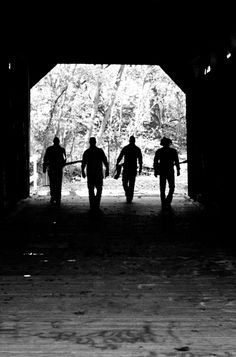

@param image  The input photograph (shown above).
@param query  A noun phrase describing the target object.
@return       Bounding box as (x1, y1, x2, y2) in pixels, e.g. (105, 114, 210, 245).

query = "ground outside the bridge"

(0, 179, 236, 356)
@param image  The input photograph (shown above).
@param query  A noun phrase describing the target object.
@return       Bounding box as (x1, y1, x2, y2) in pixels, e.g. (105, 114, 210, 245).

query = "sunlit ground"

(31, 163, 188, 198)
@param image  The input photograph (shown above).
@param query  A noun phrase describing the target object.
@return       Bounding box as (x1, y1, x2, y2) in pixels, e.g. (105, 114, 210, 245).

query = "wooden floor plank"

(0, 196, 236, 356)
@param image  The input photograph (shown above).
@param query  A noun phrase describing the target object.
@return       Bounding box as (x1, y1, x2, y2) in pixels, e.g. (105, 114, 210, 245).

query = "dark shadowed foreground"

(0, 193, 235, 356)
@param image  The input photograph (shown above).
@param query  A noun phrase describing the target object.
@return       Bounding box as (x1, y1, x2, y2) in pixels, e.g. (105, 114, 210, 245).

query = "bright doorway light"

(30, 64, 187, 197)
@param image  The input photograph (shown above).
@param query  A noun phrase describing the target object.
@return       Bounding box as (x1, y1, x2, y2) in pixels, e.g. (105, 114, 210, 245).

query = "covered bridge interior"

(3, 2, 236, 216)
(1, 4, 236, 355)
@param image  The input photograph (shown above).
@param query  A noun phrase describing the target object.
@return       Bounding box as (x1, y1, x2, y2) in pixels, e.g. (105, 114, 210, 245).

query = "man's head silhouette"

(129, 136, 135, 144)
(89, 137, 96, 147)
(160, 137, 172, 147)
(53, 137, 60, 145)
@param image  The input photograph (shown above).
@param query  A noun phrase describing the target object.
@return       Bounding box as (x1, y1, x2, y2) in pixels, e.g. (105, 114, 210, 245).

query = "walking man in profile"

(43, 136, 66, 206)
(82, 137, 109, 211)
(153, 137, 180, 209)
(116, 135, 142, 203)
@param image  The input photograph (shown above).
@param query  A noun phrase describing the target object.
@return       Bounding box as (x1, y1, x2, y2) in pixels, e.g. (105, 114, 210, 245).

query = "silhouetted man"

(82, 137, 109, 210)
(116, 135, 142, 203)
(43, 137, 66, 206)
(153, 137, 180, 209)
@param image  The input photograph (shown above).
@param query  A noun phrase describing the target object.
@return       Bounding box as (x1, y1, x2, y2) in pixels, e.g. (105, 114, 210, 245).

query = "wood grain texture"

(0, 196, 235, 356)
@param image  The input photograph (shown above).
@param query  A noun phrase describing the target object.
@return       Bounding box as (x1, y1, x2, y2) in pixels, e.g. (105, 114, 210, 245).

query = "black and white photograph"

(2, 2, 236, 356)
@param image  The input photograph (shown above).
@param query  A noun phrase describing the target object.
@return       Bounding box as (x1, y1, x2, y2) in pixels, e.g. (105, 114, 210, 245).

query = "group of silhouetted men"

(43, 135, 180, 210)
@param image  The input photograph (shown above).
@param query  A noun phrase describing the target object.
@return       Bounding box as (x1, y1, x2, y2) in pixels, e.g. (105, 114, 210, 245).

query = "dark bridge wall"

(1, 52, 235, 214)
(187, 53, 235, 206)
(1, 56, 30, 213)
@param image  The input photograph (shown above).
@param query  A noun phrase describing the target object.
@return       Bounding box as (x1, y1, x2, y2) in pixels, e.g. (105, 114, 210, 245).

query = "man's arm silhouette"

(153, 150, 160, 177)
(116, 148, 124, 167)
(138, 148, 143, 175)
(43, 148, 49, 173)
(102, 150, 109, 177)
(174, 150, 180, 176)
(81, 152, 87, 178)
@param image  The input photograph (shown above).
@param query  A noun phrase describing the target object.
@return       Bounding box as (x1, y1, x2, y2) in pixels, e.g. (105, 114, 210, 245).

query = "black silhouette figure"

(116, 135, 143, 203)
(114, 163, 122, 179)
(153, 137, 180, 209)
(43, 137, 66, 206)
(81, 137, 109, 210)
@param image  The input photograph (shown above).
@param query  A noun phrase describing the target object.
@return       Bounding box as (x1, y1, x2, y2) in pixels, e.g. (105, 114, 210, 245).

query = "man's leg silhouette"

(88, 179, 96, 209)
(122, 173, 129, 201)
(95, 184, 102, 208)
(166, 173, 175, 206)
(54, 170, 63, 205)
(160, 175, 167, 208)
(127, 175, 136, 203)
(49, 170, 57, 203)
(88, 177, 103, 210)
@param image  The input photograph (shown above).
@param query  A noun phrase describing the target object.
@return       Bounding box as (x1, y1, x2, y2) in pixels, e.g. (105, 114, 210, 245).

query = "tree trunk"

(83, 67, 102, 151)
(40, 86, 68, 163)
(69, 133, 76, 160)
(133, 66, 149, 136)
(96, 65, 125, 147)
(56, 65, 77, 139)
(55, 91, 67, 137)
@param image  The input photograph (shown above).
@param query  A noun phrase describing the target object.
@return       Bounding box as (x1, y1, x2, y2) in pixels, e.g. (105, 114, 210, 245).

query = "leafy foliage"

(30, 64, 186, 171)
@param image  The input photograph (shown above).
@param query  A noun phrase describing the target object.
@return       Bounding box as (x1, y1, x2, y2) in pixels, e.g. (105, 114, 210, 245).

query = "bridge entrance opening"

(30, 64, 186, 200)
